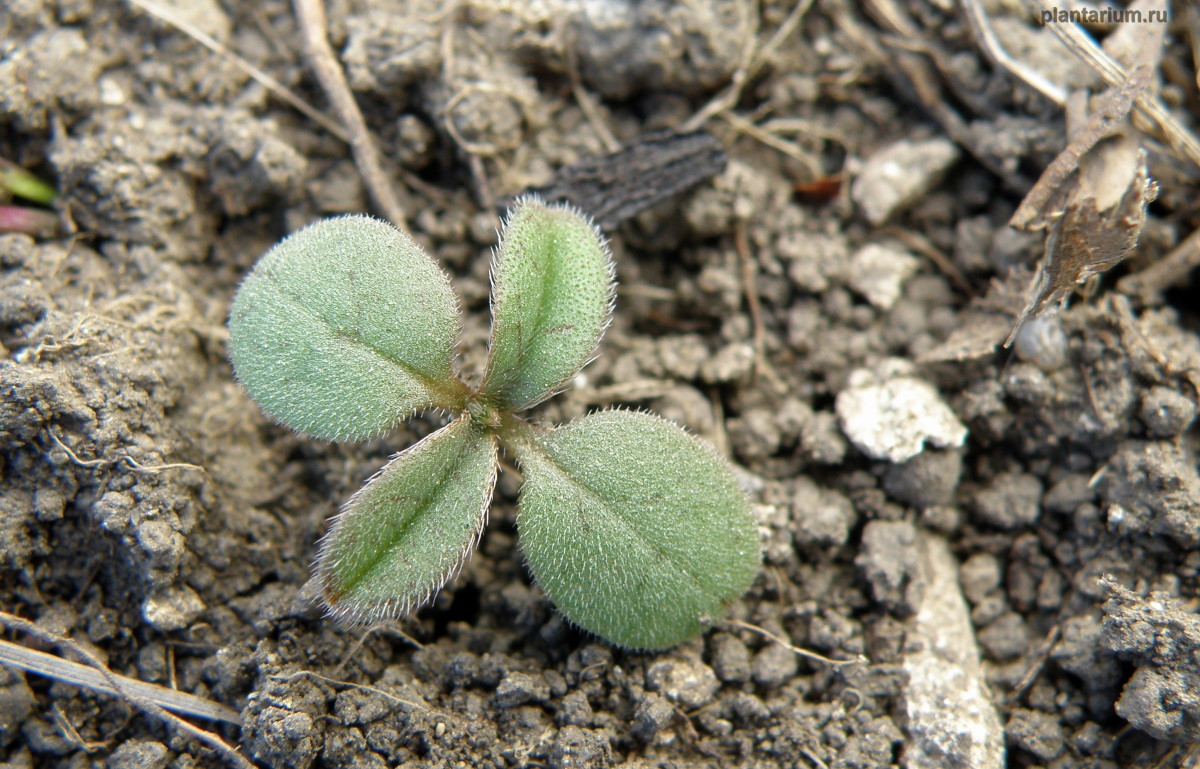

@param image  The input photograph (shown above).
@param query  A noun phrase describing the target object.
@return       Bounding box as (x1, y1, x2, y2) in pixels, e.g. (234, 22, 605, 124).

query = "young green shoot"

(228, 197, 761, 650)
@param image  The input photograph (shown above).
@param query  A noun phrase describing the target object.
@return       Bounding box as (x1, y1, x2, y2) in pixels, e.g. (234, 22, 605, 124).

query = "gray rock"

(141, 585, 205, 632)
(105, 740, 169, 769)
(631, 693, 676, 742)
(751, 640, 798, 690)
(792, 477, 856, 549)
(555, 690, 593, 727)
(699, 342, 754, 383)
(1139, 386, 1197, 438)
(959, 552, 1003, 605)
(645, 651, 719, 709)
(978, 612, 1030, 662)
(882, 448, 963, 509)
(1100, 440, 1200, 546)
(1012, 314, 1069, 372)
(856, 520, 923, 616)
(710, 633, 752, 683)
(549, 725, 611, 769)
(847, 243, 920, 310)
(495, 672, 549, 708)
(1052, 615, 1123, 693)
(1103, 580, 1200, 742)
(0, 669, 34, 749)
(972, 472, 1043, 529)
(1006, 708, 1065, 762)
(900, 533, 1005, 769)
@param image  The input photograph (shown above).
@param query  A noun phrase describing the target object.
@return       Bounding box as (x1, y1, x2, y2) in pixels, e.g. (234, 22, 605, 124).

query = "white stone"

(848, 243, 921, 310)
(836, 359, 967, 462)
(852, 138, 960, 225)
(902, 533, 1005, 769)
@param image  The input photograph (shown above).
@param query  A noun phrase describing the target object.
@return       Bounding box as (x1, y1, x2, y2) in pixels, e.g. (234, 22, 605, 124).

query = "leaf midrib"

(343, 426, 492, 592)
(268, 279, 451, 397)
(528, 439, 714, 597)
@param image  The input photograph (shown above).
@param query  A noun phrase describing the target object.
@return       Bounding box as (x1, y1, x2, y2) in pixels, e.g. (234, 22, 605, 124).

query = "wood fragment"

(1009, 68, 1149, 230)
(1005, 143, 1157, 346)
(292, 0, 410, 229)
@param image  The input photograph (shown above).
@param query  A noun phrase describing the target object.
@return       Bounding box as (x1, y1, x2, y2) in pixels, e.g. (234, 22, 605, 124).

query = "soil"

(2, 1, 1200, 768)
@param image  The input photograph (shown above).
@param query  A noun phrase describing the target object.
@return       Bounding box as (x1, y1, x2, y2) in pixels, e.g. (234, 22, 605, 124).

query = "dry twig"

(292, 0, 410, 229)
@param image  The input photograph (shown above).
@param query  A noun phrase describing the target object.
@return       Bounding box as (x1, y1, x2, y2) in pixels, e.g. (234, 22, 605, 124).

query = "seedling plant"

(228, 197, 760, 650)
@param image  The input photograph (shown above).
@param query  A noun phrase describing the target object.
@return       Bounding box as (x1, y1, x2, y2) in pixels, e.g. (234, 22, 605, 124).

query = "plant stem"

(433, 375, 472, 414)
(494, 412, 542, 461)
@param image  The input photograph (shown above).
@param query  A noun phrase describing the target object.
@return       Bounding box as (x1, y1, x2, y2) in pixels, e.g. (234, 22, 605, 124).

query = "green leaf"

(510, 410, 760, 650)
(481, 197, 614, 410)
(317, 416, 498, 624)
(228, 215, 463, 442)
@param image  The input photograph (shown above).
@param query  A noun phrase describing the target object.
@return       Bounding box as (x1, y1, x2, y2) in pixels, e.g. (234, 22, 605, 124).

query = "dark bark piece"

(520, 130, 727, 229)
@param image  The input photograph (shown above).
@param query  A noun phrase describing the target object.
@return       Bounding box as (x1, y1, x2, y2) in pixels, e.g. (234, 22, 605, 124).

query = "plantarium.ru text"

(227, 197, 761, 650)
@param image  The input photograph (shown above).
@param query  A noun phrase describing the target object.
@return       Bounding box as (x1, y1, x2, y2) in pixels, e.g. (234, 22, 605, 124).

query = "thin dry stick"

(958, 0, 1067, 106)
(1004, 624, 1061, 705)
(1118, 226, 1200, 298)
(331, 623, 423, 677)
(564, 32, 621, 154)
(724, 618, 866, 667)
(733, 219, 788, 394)
(1030, 0, 1200, 167)
(719, 111, 823, 178)
(684, 0, 817, 132)
(48, 429, 206, 476)
(0, 612, 252, 769)
(292, 0, 409, 229)
(126, 0, 348, 142)
(269, 671, 432, 713)
(883, 227, 973, 297)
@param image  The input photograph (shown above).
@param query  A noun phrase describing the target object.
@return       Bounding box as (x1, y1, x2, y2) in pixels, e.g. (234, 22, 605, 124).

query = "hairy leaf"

(229, 215, 462, 441)
(481, 197, 614, 410)
(318, 416, 498, 624)
(511, 410, 760, 650)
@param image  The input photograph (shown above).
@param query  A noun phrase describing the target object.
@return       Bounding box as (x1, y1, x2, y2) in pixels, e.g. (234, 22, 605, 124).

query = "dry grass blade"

(292, 0, 410, 229)
(0, 612, 253, 769)
(0, 637, 239, 724)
